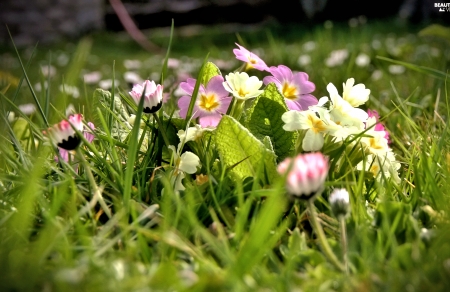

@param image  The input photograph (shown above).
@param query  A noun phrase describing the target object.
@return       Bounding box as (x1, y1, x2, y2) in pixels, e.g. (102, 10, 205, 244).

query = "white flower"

(342, 78, 370, 107)
(321, 82, 368, 129)
(357, 153, 400, 183)
(297, 54, 311, 66)
(177, 124, 212, 149)
(223, 72, 263, 100)
(168, 145, 201, 193)
(388, 65, 406, 75)
(359, 117, 389, 155)
(325, 49, 348, 67)
(355, 53, 370, 67)
(282, 107, 339, 151)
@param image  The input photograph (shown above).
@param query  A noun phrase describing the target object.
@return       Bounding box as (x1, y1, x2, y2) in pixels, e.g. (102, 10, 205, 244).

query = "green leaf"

(215, 115, 277, 182)
(418, 24, 450, 43)
(246, 83, 295, 162)
(200, 61, 221, 86)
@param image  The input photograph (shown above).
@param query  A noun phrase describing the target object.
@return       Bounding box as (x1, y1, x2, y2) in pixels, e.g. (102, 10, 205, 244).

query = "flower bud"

(277, 152, 329, 200)
(329, 188, 350, 218)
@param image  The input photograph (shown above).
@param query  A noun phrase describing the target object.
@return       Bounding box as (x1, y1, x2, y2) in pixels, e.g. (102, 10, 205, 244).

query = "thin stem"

(339, 215, 349, 274)
(306, 199, 345, 272)
(152, 113, 170, 147)
(76, 147, 112, 219)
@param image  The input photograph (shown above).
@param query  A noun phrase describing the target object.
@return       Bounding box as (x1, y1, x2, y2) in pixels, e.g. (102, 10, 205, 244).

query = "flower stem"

(152, 113, 170, 147)
(231, 99, 245, 121)
(306, 199, 345, 272)
(339, 215, 349, 274)
(76, 148, 112, 219)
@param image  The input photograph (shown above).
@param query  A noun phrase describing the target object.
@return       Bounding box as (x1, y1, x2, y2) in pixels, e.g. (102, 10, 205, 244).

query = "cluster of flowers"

(44, 42, 400, 193)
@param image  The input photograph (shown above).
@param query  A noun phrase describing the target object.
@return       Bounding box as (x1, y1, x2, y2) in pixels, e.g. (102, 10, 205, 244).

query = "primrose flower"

(282, 107, 339, 151)
(45, 114, 84, 150)
(168, 145, 201, 192)
(342, 78, 370, 107)
(178, 76, 231, 127)
(233, 43, 269, 71)
(329, 188, 350, 218)
(177, 124, 213, 149)
(357, 153, 400, 183)
(277, 152, 329, 199)
(129, 80, 163, 113)
(360, 116, 390, 156)
(319, 82, 368, 129)
(223, 72, 263, 101)
(263, 65, 317, 111)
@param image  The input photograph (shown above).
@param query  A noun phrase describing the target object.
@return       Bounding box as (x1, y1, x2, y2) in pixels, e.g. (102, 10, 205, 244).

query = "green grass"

(1, 17, 450, 291)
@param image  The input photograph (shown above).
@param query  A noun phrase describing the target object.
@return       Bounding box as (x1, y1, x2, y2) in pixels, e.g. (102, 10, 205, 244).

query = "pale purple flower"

(263, 65, 317, 111)
(129, 80, 163, 114)
(233, 43, 269, 71)
(277, 152, 329, 199)
(178, 75, 231, 127)
(367, 109, 390, 143)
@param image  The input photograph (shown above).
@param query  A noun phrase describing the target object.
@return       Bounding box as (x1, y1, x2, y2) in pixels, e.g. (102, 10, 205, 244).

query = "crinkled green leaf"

(215, 115, 277, 182)
(262, 136, 274, 153)
(200, 62, 221, 86)
(246, 83, 295, 162)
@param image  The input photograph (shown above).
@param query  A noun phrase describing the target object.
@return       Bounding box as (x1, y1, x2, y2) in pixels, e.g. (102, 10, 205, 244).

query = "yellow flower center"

(237, 87, 249, 98)
(369, 164, 380, 176)
(282, 82, 298, 100)
(198, 94, 219, 112)
(307, 114, 327, 133)
(369, 137, 384, 150)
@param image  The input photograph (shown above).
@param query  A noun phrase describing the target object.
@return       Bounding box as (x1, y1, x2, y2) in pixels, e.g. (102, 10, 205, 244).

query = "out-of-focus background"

(0, 0, 448, 46)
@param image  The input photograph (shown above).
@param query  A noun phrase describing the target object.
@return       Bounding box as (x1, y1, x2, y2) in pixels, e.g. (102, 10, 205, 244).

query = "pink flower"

(277, 152, 329, 199)
(55, 121, 96, 164)
(45, 114, 84, 150)
(367, 109, 390, 143)
(263, 65, 317, 111)
(129, 80, 163, 113)
(178, 75, 232, 127)
(233, 43, 269, 71)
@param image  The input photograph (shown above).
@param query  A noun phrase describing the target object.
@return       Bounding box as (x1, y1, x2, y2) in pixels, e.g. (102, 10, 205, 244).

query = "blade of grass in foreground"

(123, 87, 146, 209)
(6, 27, 48, 127)
(184, 54, 210, 129)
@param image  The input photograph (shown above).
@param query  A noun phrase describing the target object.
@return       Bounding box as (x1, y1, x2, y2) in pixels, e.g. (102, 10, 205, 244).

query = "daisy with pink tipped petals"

(129, 80, 163, 113)
(233, 43, 269, 71)
(46, 114, 84, 150)
(178, 75, 231, 127)
(277, 152, 329, 200)
(263, 65, 317, 111)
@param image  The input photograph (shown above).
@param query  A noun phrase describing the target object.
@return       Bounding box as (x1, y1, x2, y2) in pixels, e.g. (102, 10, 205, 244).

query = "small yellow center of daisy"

(282, 82, 298, 100)
(198, 94, 219, 112)
(307, 114, 327, 133)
